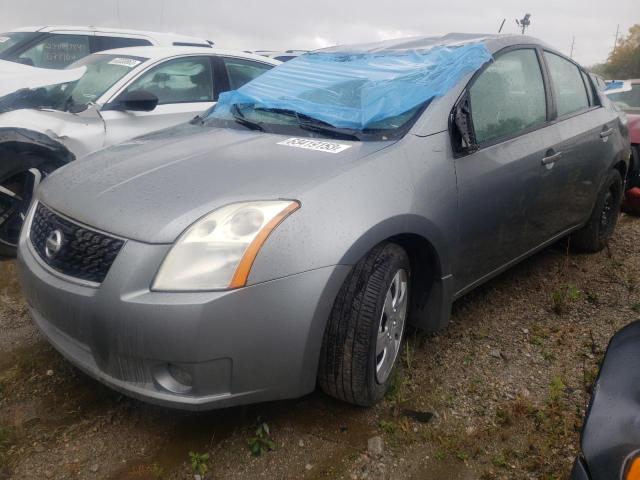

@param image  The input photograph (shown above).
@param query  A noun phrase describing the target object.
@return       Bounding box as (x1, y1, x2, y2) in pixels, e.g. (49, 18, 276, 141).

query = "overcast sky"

(0, 0, 636, 66)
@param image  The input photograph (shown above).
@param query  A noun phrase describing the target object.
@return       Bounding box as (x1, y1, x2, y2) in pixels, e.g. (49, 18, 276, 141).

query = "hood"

(0, 60, 85, 100)
(39, 123, 394, 243)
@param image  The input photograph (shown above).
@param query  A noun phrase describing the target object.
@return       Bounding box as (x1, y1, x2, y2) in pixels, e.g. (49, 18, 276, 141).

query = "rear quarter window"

(91, 36, 152, 53)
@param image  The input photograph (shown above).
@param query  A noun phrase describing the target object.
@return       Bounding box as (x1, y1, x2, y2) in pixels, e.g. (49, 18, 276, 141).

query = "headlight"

(153, 200, 299, 291)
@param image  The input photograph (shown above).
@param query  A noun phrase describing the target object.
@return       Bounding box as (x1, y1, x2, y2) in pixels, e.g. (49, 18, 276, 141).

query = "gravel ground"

(0, 213, 638, 480)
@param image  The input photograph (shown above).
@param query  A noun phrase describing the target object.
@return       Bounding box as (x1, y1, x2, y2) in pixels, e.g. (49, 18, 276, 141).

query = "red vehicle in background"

(606, 80, 640, 215)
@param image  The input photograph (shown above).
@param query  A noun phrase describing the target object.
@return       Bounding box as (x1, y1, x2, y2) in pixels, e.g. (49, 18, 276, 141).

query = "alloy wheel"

(375, 268, 408, 384)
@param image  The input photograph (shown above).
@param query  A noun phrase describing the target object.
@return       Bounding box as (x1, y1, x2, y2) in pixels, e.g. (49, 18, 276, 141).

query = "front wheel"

(0, 154, 56, 257)
(318, 242, 410, 406)
(571, 169, 623, 253)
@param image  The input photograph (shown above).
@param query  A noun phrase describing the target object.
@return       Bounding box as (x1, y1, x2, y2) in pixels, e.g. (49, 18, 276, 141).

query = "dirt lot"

(1, 214, 638, 480)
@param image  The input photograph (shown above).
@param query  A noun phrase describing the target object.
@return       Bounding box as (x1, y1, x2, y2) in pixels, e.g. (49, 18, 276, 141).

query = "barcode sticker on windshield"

(277, 137, 351, 154)
(108, 58, 141, 68)
(0, 37, 10, 43)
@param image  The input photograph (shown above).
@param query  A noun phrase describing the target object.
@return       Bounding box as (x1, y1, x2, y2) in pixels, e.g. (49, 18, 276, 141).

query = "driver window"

(18, 34, 90, 69)
(122, 57, 214, 105)
(469, 49, 547, 144)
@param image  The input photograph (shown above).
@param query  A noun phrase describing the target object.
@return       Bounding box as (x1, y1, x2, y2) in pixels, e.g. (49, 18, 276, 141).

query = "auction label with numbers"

(108, 58, 142, 68)
(277, 137, 351, 153)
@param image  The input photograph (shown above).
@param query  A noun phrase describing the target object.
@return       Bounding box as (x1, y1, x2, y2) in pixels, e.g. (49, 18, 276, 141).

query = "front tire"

(571, 169, 623, 253)
(318, 242, 410, 406)
(0, 153, 58, 257)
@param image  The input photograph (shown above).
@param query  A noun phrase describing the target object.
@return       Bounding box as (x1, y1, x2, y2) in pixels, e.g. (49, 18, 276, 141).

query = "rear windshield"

(607, 84, 640, 112)
(0, 32, 40, 55)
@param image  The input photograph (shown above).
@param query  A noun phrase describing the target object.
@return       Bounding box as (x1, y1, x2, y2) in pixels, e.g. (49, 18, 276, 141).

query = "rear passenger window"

(123, 56, 214, 104)
(469, 49, 547, 144)
(223, 58, 273, 90)
(17, 34, 90, 69)
(92, 36, 152, 53)
(544, 52, 590, 116)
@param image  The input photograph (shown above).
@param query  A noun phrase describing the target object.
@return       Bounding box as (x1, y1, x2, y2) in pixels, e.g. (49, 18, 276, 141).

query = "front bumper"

(17, 232, 349, 410)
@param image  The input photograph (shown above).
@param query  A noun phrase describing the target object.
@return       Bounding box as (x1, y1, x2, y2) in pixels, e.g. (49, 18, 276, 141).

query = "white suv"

(0, 26, 213, 69)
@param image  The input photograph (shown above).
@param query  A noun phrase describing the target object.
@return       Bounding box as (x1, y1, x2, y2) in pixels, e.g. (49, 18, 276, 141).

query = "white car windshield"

(55, 54, 147, 111)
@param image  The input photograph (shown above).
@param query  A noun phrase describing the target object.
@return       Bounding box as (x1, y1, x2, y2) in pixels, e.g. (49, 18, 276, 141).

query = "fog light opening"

(168, 364, 193, 387)
(153, 363, 194, 395)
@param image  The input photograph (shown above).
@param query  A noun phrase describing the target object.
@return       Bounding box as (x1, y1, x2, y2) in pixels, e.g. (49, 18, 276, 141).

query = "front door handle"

(542, 151, 562, 165)
(600, 128, 614, 138)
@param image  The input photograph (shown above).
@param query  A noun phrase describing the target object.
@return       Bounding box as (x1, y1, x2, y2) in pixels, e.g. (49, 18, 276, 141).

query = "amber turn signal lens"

(229, 201, 300, 288)
(627, 456, 640, 480)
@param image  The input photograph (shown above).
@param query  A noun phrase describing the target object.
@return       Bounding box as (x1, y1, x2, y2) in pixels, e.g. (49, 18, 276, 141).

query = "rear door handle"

(600, 128, 614, 138)
(542, 152, 562, 165)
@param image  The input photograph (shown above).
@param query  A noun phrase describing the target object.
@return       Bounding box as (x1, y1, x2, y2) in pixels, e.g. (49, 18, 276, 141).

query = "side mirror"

(451, 93, 478, 155)
(113, 90, 159, 112)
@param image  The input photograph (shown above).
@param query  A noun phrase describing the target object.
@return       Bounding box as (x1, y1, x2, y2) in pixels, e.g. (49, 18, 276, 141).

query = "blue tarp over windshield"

(211, 41, 492, 130)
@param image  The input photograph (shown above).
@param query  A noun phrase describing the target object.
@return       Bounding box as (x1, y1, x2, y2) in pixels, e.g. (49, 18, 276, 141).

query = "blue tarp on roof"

(211, 41, 492, 130)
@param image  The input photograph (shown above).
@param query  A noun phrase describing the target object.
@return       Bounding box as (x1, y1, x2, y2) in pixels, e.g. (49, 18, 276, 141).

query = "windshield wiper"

(255, 107, 360, 141)
(231, 104, 264, 131)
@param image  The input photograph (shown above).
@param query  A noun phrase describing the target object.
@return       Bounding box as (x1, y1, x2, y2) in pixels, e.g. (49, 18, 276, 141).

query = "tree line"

(591, 24, 640, 79)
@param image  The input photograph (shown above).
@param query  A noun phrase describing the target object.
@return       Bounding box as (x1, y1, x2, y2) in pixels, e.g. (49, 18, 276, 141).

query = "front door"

(453, 48, 551, 293)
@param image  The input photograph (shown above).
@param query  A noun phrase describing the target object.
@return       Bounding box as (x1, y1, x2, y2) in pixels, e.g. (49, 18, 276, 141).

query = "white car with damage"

(0, 46, 279, 255)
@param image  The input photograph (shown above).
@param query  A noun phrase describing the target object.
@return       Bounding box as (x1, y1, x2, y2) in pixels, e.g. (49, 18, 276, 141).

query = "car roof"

(320, 32, 554, 56)
(94, 46, 282, 65)
(4, 25, 212, 46)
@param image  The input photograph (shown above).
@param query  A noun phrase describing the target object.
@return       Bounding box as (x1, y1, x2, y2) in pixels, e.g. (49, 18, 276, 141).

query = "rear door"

(534, 51, 619, 235)
(100, 55, 216, 147)
(454, 47, 552, 292)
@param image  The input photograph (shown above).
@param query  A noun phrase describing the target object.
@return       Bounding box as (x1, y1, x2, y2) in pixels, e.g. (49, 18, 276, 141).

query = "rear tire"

(571, 169, 623, 253)
(318, 242, 410, 406)
(0, 153, 59, 257)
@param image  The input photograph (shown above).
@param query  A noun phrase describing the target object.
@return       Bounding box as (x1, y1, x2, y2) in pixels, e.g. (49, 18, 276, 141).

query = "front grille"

(29, 203, 124, 284)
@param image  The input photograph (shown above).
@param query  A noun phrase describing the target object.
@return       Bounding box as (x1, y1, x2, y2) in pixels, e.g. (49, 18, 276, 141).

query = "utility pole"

(613, 24, 620, 55)
(498, 18, 506, 33)
(570, 36, 575, 58)
(516, 14, 531, 35)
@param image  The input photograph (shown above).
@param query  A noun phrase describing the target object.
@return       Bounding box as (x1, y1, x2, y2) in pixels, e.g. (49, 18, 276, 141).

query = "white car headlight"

(153, 200, 300, 291)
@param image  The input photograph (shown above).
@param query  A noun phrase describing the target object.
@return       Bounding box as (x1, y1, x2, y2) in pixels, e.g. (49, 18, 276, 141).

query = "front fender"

(0, 127, 75, 163)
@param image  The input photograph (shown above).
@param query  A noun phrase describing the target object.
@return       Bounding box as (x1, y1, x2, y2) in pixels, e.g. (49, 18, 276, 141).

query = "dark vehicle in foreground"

(17, 33, 630, 410)
(571, 321, 640, 480)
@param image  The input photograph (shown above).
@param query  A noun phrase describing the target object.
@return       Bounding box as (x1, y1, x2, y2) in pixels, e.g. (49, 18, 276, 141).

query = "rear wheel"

(0, 154, 57, 257)
(571, 169, 623, 252)
(318, 242, 410, 406)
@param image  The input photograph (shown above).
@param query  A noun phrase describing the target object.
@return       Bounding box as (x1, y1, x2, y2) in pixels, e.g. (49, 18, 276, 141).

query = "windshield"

(0, 32, 40, 55)
(205, 42, 492, 141)
(29, 54, 146, 112)
(0, 53, 147, 113)
(607, 84, 640, 112)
